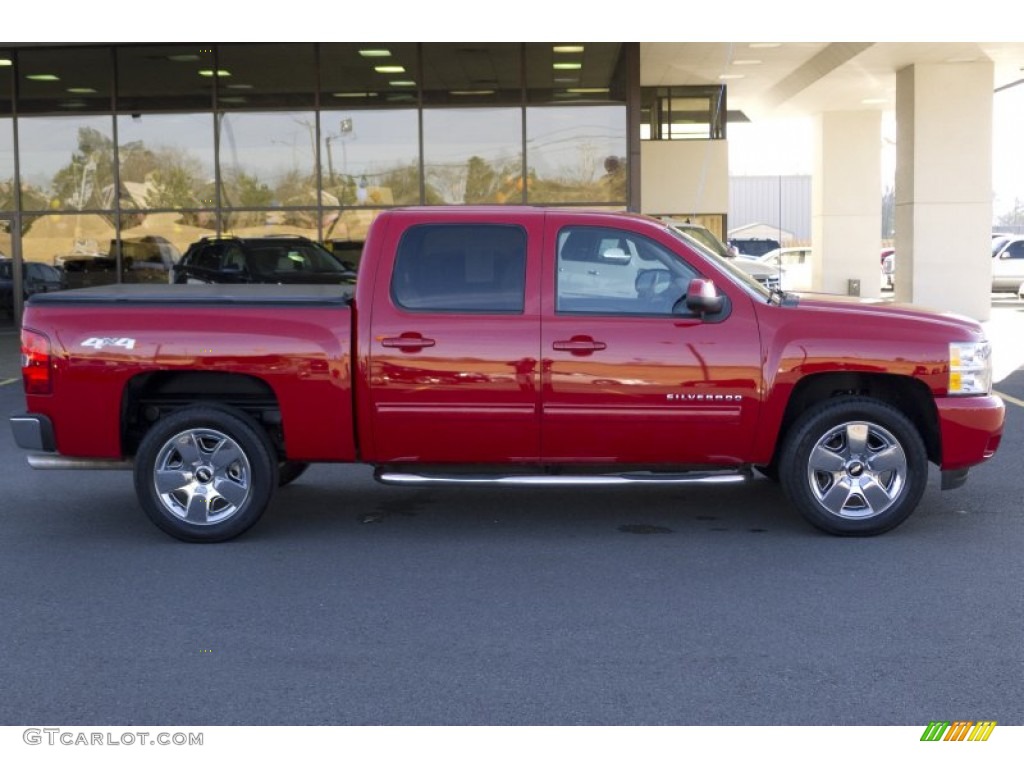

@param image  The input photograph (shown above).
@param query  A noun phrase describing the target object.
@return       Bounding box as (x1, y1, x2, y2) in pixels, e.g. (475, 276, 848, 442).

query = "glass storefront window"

(216, 44, 316, 109)
(320, 109, 420, 206)
(22, 213, 118, 289)
(117, 113, 216, 210)
(117, 45, 215, 112)
(17, 47, 112, 115)
(526, 106, 627, 204)
(222, 210, 319, 240)
(218, 111, 318, 210)
(322, 208, 387, 251)
(19, 115, 116, 212)
(640, 86, 727, 140)
(320, 43, 420, 108)
(422, 44, 521, 105)
(117, 212, 216, 284)
(422, 108, 522, 204)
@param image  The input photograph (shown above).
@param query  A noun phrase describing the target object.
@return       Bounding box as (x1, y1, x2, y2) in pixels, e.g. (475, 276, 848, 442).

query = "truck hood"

(789, 294, 985, 340)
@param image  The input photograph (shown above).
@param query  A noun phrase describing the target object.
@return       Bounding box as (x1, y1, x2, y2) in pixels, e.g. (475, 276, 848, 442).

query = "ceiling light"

(553, 45, 584, 54)
(333, 91, 379, 98)
(359, 49, 392, 57)
(553, 62, 582, 70)
(732, 59, 762, 65)
(567, 87, 609, 94)
(718, 74, 745, 80)
(26, 73, 60, 81)
(167, 54, 201, 62)
(375, 65, 405, 74)
(451, 90, 495, 96)
(861, 98, 888, 105)
(227, 83, 254, 89)
(553, 77, 578, 83)
(0, 59, 12, 67)
(198, 69, 231, 77)
(218, 96, 247, 104)
(389, 80, 416, 87)
(749, 43, 781, 49)
(66, 87, 97, 94)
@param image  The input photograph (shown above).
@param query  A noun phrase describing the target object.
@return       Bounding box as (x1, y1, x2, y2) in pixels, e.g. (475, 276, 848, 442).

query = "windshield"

(665, 226, 771, 300)
(249, 243, 350, 276)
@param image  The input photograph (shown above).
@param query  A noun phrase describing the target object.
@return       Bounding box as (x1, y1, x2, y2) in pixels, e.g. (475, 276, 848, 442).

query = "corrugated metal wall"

(728, 175, 811, 244)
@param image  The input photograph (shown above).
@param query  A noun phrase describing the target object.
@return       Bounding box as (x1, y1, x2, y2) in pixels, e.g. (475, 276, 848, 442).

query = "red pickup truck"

(10, 207, 1004, 541)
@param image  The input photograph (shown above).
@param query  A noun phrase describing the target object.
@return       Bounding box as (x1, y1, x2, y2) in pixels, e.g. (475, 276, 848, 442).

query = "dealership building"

(0, 41, 1018, 327)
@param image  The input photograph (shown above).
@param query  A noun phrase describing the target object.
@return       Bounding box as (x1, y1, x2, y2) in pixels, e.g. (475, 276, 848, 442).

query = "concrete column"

(811, 110, 882, 298)
(895, 62, 993, 320)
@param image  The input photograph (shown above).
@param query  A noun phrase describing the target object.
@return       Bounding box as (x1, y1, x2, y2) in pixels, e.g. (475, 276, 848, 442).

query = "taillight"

(21, 329, 52, 395)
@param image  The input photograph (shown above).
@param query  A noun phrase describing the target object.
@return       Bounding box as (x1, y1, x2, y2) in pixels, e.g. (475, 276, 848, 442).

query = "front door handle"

(552, 336, 607, 355)
(381, 334, 436, 351)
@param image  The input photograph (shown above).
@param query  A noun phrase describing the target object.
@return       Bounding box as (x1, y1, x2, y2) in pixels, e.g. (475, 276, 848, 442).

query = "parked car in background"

(991, 236, 1024, 293)
(0, 258, 67, 317)
(111, 236, 181, 284)
(746, 247, 813, 292)
(664, 220, 782, 292)
(172, 235, 358, 286)
(729, 236, 781, 259)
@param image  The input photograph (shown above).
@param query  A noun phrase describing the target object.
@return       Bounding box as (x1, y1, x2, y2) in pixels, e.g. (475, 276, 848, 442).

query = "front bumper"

(10, 413, 56, 453)
(936, 394, 1005, 472)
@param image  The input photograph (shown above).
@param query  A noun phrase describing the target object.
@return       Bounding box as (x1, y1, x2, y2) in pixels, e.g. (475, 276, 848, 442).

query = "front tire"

(278, 461, 310, 487)
(779, 397, 928, 536)
(134, 406, 278, 542)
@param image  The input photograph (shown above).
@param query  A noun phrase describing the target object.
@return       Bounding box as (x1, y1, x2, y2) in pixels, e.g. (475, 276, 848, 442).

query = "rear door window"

(391, 224, 527, 313)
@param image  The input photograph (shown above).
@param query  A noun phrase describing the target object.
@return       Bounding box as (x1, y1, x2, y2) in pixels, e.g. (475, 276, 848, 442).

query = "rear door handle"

(552, 336, 607, 354)
(381, 334, 436, 351)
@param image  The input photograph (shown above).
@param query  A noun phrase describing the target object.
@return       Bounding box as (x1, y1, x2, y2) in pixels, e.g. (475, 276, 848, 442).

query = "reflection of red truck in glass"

(10, 207, 1004, 541)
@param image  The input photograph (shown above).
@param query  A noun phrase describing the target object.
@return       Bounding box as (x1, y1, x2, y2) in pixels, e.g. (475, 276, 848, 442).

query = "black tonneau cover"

(27, 283, 354, 307)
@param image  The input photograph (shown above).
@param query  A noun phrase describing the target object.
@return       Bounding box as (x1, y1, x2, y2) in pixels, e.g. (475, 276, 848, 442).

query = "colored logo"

(920, 721, 996, 742)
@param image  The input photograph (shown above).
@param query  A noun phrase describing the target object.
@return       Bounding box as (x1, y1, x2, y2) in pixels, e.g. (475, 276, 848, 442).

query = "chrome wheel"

(805, 421, 907, 520)
(152, 428, 252, 525)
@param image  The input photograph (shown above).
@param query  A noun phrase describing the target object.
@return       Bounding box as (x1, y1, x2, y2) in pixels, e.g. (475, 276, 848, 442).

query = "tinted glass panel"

(17, 47, 111, 114)
(320, 43, 420, 108)
(392, 224, 526, 312)
(525, 43, 625, 104)
(117, 45, 215, 111)
(320, 109, 420, 206)
(0, 52, 11, 199)
(422, 44, 520, 105)
(556, 226, 696, 315)
(422, 108, 522, 204)
(216, 44, 316, 109)
(526, 106, 627, 204)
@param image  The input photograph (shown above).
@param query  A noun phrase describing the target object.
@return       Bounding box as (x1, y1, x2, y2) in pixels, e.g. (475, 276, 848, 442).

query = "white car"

(992, 237, 1024, 293)
(744, 247, 812, 292)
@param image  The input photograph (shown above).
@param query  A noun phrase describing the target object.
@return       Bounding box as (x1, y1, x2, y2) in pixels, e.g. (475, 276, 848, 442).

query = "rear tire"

(134, 406, 278, 542)
(779, 397, 927, 536)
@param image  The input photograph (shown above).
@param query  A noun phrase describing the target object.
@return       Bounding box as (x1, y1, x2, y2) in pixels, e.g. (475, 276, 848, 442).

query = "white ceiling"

(641, 42, 1024, 120)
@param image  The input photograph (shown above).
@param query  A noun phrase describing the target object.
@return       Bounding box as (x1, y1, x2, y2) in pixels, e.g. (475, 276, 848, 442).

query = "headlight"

(949, 341, 992, 395)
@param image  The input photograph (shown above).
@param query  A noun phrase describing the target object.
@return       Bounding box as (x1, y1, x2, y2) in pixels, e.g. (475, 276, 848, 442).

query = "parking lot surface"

(0, 362, 1022, 725)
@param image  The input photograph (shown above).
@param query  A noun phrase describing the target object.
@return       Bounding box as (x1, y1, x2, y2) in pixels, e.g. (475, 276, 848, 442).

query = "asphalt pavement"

(0, 319, 1022, 725)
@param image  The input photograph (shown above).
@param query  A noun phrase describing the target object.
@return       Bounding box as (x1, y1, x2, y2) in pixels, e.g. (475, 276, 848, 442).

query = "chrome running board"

(27, 454, 133, 470)
(376, 470, 747, 487)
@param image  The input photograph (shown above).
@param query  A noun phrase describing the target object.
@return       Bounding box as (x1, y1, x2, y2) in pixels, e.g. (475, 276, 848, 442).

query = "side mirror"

(599, 247, 631, 265)
(685, 278, 725, 315)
